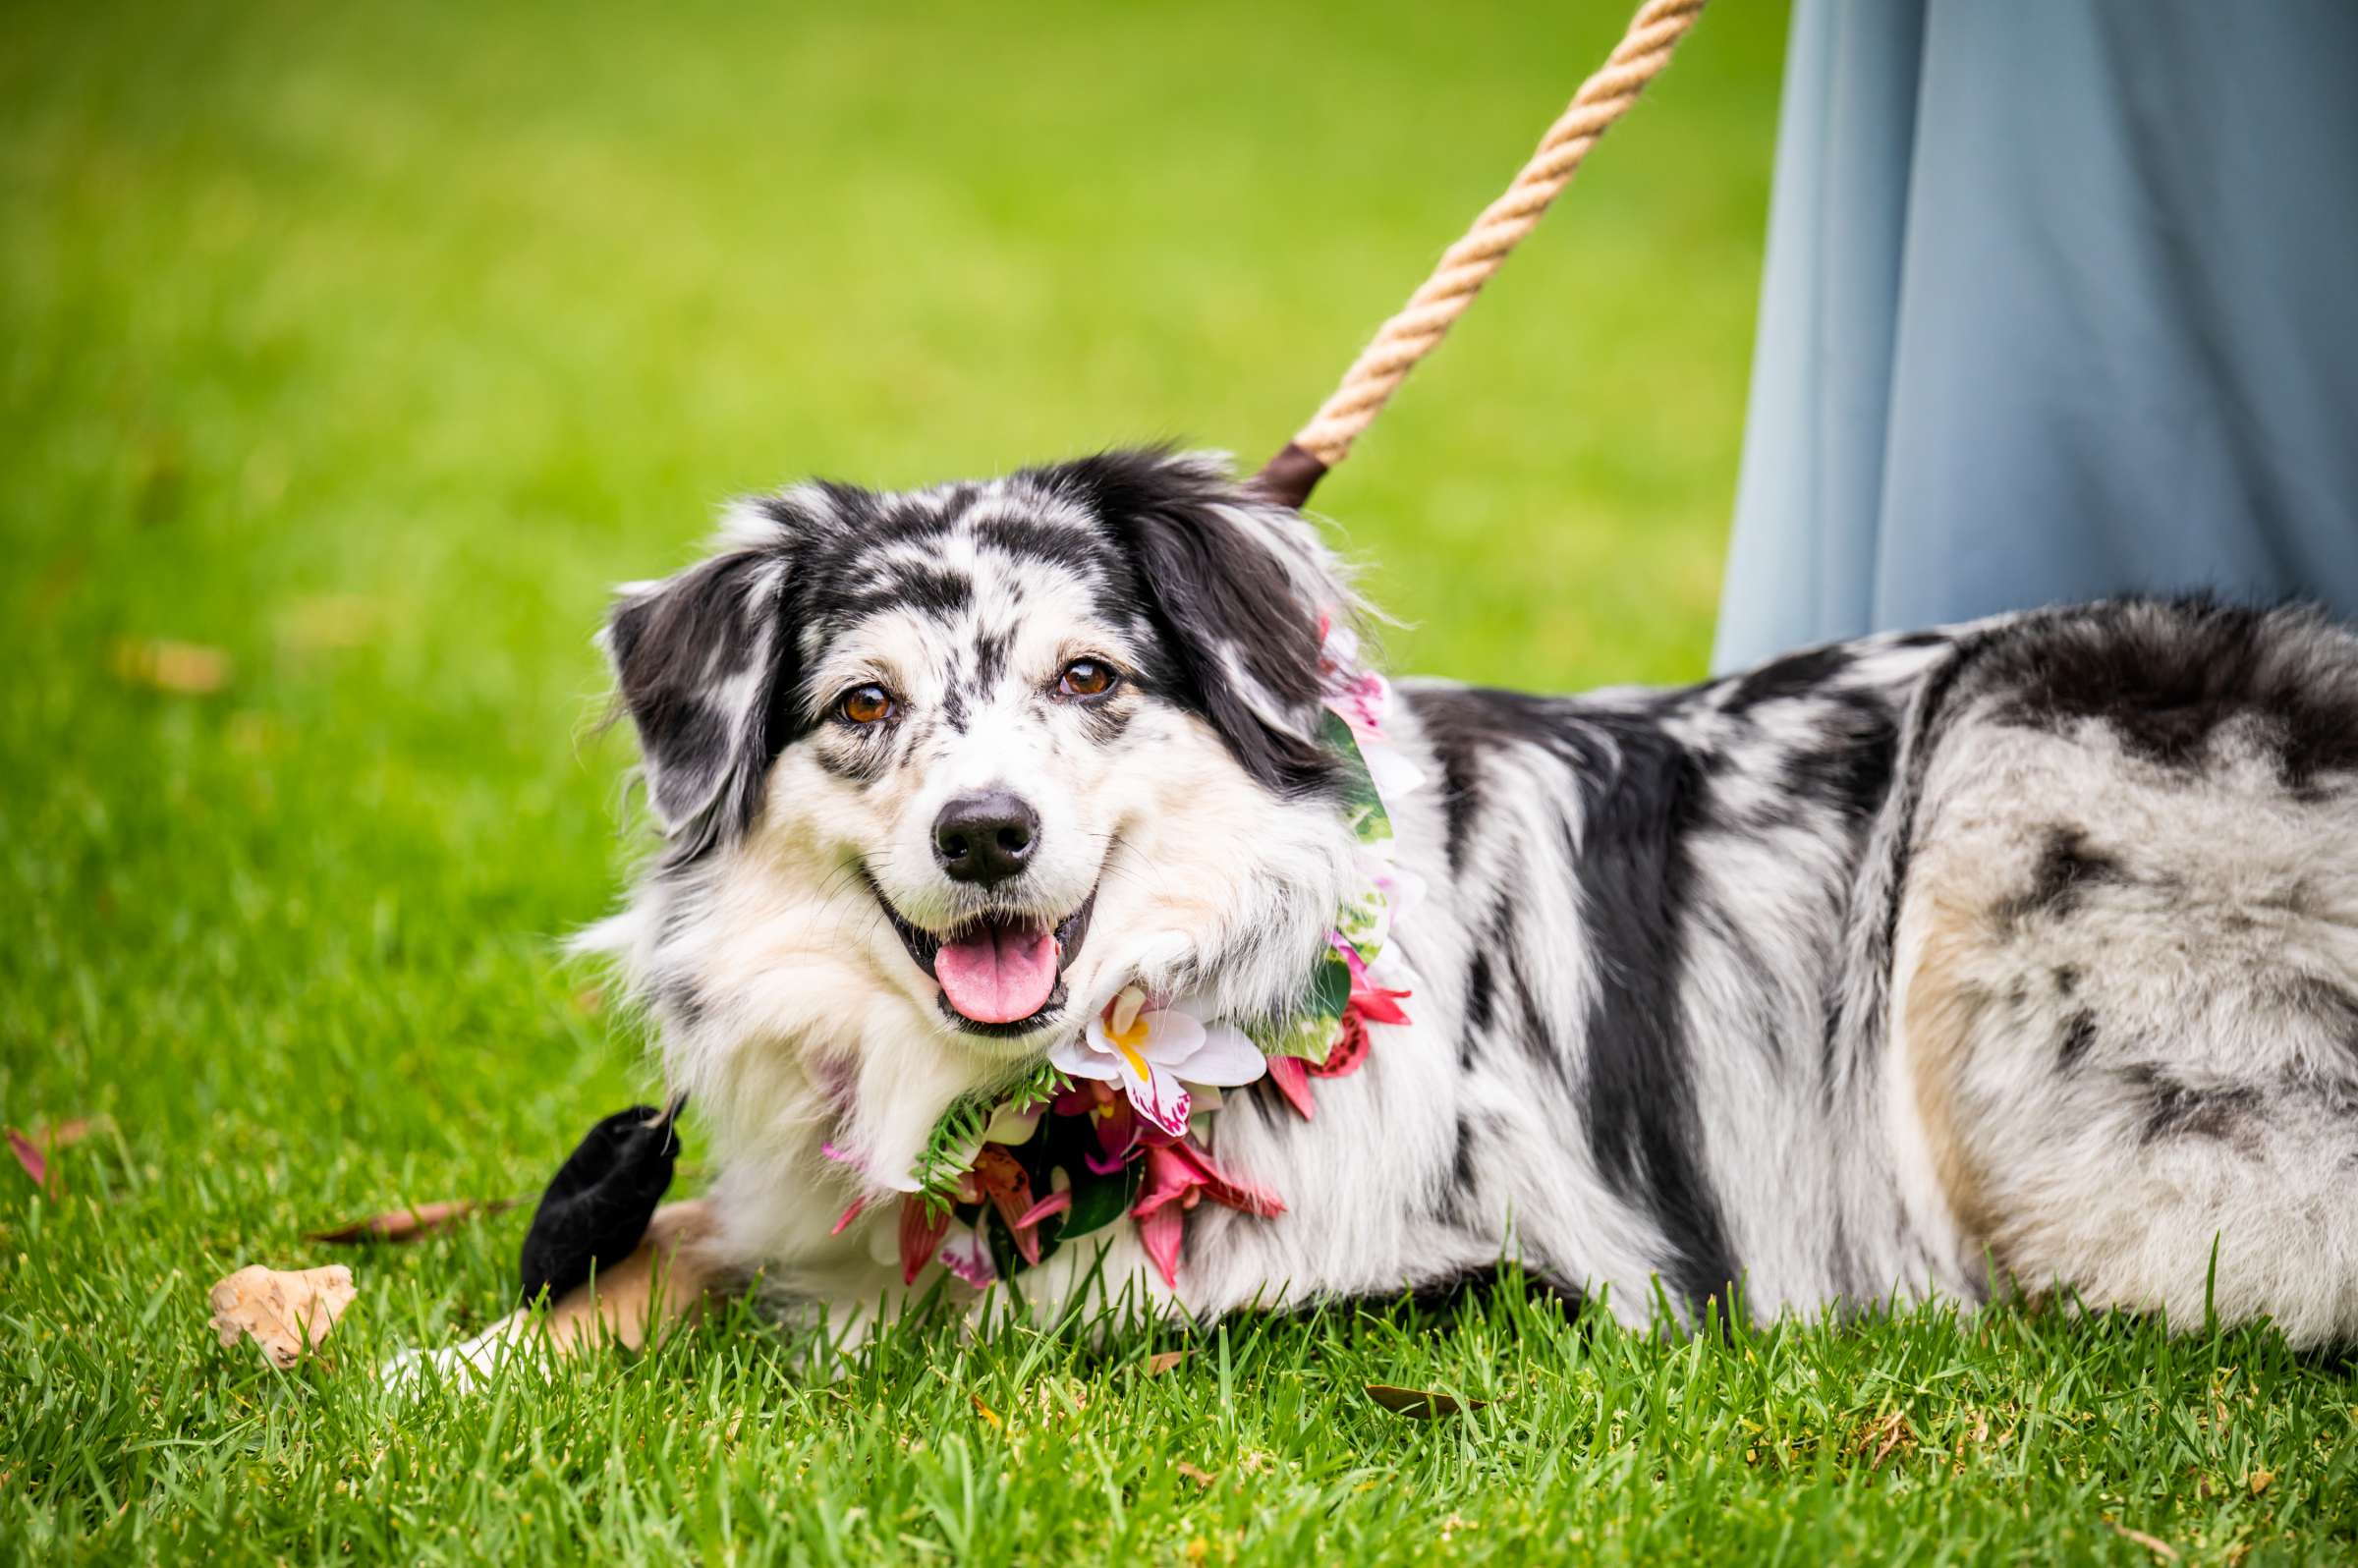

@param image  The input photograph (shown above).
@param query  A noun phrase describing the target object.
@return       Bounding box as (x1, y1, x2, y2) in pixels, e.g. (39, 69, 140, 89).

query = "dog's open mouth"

(875, 884, 1096, 1035)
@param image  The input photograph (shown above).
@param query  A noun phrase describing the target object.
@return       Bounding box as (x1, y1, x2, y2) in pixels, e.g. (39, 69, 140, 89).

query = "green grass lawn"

(4, 0, 2354, 1560)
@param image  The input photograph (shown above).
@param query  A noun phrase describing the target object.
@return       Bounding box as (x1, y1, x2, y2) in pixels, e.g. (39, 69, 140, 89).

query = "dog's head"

(596, 451, 1362, 1160)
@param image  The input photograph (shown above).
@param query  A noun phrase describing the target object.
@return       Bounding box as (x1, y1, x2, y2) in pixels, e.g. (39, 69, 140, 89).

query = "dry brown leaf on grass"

(306, 1197, 520, 1245)
(111, 639, 232, 695)
(2105, 1521, 2181, 1562)
(208, 1264, 359, 1368)
(1173, 1461, 1217, 1487)
(1364, 1383, 1488, 1419)
(1141, 1350, 1190, 1376)
(30, 1116, 105, 1147)
(1858, 1411, 1916, 1471)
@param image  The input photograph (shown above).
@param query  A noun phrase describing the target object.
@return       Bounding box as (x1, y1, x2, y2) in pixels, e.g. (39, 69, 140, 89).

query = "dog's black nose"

(932, 789, 1039, 886)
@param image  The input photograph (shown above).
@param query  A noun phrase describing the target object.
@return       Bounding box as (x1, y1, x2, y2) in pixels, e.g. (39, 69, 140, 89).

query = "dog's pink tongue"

(935, 917, 1058, 1024)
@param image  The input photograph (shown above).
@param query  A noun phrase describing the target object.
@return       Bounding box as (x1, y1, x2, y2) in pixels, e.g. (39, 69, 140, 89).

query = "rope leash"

(1253, 0, 1710, 510)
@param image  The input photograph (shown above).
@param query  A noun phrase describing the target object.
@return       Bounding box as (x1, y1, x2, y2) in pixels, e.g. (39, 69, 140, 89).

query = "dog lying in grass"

(406, 448, 2358, 1380)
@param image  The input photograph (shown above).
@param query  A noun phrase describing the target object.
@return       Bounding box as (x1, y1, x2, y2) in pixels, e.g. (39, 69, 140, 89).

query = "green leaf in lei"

(911, 1060, 1067, 1210)
(1333, 877, 1389, 964)
(1322, 710, 1393, 847)
(970, 1117, 1145, 1274)
(1057, 1157, 1145, 1241)
(1245, 947, 1353, 1062)
(1244, 717, 1396, 1062)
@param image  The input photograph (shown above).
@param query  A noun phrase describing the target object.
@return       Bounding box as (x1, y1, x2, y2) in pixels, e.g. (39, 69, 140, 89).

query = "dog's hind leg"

(386, 1199, 725, 1388)
(1893, 724, 2358, 1350)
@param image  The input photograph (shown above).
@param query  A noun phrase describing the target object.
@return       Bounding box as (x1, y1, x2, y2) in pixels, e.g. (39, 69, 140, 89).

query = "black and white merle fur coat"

(581, 450, 2358, 1351)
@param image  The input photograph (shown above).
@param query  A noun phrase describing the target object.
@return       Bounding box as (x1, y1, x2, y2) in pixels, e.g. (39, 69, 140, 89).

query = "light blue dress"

(1712, 0, 2358, 672)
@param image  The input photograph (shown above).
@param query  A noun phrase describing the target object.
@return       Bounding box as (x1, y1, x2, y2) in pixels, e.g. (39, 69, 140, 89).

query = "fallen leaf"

(1142, 1350, 1190, 1377)
(307, 1197, 520, 1245)
(7, 1129, 57, 1197)
(1173, 1461, 1217, 1487)
(112, 639, 231, 695)
(1364, 1382, 1488, 1419)
(208, 1263, 358, 1368)
(29, 1116, 105, 1148)
(2248, 1469, 2274, 1496)
(970, 1393, 1002, 1429)
(2105, 1521, 2181, 1562)
(1858, 1411, 1915, 1471)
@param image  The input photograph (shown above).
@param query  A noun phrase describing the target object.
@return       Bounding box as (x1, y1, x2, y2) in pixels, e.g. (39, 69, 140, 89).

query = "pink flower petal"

(937, 1223, 998, 1289)
(1339, 951, 1413, 1026)
(1119, 1058, 1192, 1141)
(1013, 1190, 1072, 1229)
(898, 1197, 949, 1285)
(829, 1196, 869, 1236)
(1168, 1139, 1286, 1218)
(1131, 1144, 1201, 1218)
(1264, 1055, 1316, 1119)
(1136, 1203, 1185, 1290)
(1092, 1096, 1138, 1160)
(1311, 1012, 1370, 1078)
(7, 1128, 49, 1195)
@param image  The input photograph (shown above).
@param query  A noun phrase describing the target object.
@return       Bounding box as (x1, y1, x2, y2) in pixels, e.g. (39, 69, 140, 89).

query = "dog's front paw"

(379, 1313, 528, 1395)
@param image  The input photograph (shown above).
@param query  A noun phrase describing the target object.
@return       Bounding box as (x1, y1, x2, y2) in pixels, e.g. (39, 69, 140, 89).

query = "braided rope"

(1262, 0, 1708, 501)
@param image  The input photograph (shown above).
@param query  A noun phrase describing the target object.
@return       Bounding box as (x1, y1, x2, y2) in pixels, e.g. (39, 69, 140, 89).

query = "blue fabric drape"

(1712, 0, 2358, 672)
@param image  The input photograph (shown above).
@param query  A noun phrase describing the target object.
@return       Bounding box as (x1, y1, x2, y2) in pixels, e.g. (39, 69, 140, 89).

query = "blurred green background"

(0, 0, 1782, 1552)
(1, 0, 1782, 1141)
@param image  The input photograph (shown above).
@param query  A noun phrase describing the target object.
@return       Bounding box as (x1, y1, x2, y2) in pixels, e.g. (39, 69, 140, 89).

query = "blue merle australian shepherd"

(419, 448, 2358, 1376)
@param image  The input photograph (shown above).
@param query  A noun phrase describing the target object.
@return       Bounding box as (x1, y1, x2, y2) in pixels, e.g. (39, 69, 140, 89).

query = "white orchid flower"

(1047, 985, 1266, 1140)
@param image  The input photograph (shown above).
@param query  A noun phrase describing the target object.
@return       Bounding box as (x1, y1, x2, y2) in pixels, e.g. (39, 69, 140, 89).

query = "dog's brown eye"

(839, 685, 894, 725)
(1057, 659, 1118, 699)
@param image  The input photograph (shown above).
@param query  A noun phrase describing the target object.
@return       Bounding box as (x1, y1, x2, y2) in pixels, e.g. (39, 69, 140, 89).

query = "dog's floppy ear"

(599, 509, 801, 864)
(1047, 448, 1351, 796)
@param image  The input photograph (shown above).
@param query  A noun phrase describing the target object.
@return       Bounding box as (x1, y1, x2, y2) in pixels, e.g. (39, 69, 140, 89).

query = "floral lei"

(827, 621, 1424, 1293)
